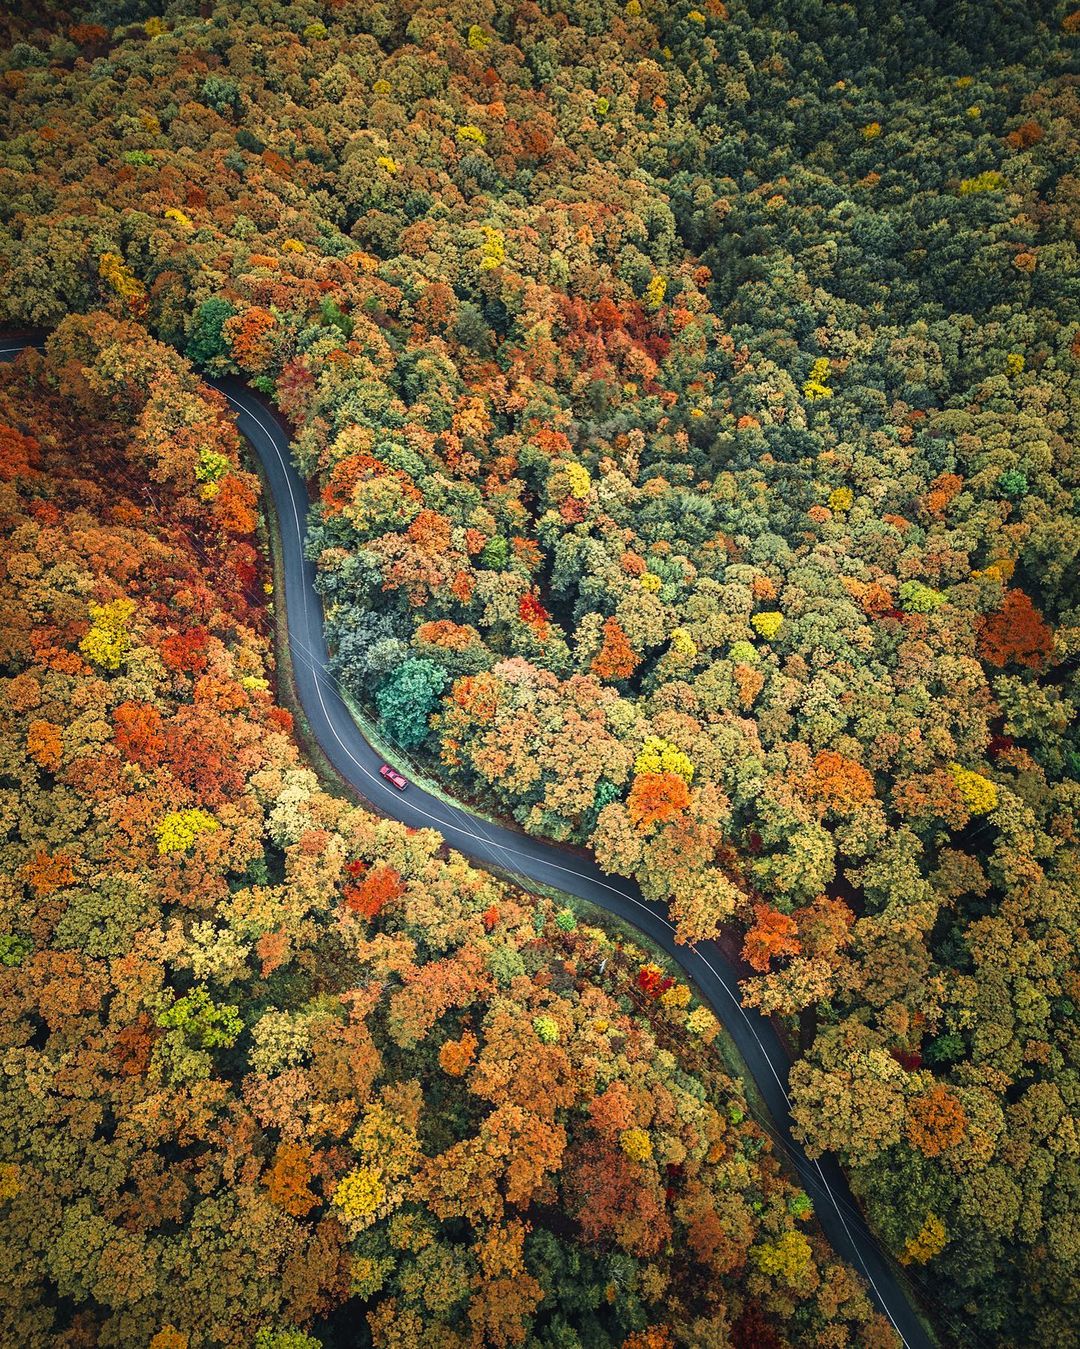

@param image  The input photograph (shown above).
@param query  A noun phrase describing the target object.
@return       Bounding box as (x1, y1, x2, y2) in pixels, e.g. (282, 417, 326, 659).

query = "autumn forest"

(0, 2, 1077, 1348)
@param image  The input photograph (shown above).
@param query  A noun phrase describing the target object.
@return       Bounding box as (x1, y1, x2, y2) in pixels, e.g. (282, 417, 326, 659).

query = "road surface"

(1, 340, 935, 1348)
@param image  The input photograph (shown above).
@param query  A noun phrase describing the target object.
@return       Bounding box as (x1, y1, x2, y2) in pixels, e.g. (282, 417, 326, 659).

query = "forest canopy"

(0, 323, 901, 1349)
(0, 0, 1078, 1345)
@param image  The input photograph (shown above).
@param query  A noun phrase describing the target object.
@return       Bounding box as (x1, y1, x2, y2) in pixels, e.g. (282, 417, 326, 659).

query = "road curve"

(2, 341, 933, 1349)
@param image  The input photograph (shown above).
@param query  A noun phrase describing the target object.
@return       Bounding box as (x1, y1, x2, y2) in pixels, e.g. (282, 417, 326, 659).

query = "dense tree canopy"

(0, 1, 1077, 1342)
(0, 325, 899, 1347)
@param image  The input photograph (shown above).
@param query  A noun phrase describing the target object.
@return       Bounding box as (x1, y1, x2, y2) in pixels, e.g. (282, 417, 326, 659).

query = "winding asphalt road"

(2, 341, 934, 1348)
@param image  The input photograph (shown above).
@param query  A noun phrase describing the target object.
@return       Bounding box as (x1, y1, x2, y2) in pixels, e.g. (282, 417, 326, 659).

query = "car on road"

(379, 763, 408, 790)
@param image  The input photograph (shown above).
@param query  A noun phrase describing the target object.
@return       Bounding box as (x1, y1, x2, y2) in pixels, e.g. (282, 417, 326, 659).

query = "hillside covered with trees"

(0, 320, 902, 1348)
(1, 1, 1078, 1345)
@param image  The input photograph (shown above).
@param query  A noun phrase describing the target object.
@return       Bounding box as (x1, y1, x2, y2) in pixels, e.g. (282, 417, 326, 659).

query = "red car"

(379, 763, 408, 791)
